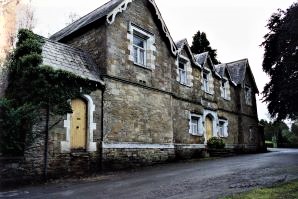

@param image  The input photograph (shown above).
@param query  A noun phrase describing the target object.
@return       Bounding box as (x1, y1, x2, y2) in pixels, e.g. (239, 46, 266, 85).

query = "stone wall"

(105, 0, 174, 92)
(103, 79, 173, 144)
(102, 147, 175, 169)
(63, 20, 108, 74)
(10, 90, 104, 179)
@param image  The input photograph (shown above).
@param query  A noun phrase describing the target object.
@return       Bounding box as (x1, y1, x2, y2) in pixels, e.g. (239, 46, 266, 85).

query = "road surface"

(1, 148, 298, 199)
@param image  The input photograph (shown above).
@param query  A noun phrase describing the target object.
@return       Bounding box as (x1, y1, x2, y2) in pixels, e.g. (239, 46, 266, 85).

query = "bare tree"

(0, 0, 35, 96)
(66, 12, 80, 25)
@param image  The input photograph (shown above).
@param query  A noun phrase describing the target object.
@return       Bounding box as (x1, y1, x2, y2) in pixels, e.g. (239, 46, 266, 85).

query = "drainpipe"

(100, 84, 105, 171)
(237, 85, 244, 151)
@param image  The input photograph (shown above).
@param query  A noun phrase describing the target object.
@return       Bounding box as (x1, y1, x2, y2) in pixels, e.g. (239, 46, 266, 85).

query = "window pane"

(179, 62, 185, 69)
(180, 69, 186, 84)
(133, 47, 138, 63)
(219, 121, 225, 137)
(191, 117, 199, 134)
(133, 35, 144, 48)
(139, 49, 145, 65)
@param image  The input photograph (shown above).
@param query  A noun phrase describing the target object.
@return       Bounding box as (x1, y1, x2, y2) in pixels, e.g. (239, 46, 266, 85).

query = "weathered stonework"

(0, 0, 265, 181)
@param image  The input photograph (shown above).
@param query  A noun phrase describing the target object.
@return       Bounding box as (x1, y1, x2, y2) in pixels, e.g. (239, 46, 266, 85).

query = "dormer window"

(178, 60, 187, 85)
(221, 81, 227, 97)
(176, 56, 193, 87)
(133, 34, 147, 66)
(203, 71, 210, 92)
(245, 85, 252, 105)
(220, 78, 230, 100)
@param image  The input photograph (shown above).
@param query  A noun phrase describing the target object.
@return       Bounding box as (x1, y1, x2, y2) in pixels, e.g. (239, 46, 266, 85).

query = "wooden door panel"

(206, 116, 213, 140)
(70, 99, 87, 150)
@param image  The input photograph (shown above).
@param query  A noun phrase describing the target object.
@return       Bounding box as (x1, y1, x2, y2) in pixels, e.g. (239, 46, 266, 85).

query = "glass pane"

(133, 47, 138, 63)
(133, 35, 144, 48)
(179, 62, 185, 69)
(140, 49, 145, 65)
(191, 117, 199, 134)
(180, 70, 186, 84)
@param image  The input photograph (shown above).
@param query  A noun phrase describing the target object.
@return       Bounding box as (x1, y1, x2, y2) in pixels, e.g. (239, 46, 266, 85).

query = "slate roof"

(194, 52, 208, 66)
(175, 39, 187, 49)
(215, 64, 226, 77)
(50, 0, 123, 41)
(226, 59, 248, 84)
(226, 59, 259, 92)
(41, 38, 102, 83)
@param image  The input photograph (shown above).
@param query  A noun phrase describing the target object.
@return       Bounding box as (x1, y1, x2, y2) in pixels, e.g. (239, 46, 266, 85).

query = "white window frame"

(221, 78, 229, 99)
(189, 113, 203, 136)
(178, 58, 188, 85)
(133, 34, 147, 66)
(245, 85, 252, 105)
(128, 23, 156, 69)
(203, 71, 210, 93)
(218, 119, 228, 138)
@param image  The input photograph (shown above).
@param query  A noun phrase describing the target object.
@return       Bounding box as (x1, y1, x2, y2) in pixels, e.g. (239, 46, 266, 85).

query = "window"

(179, 62, 187, 85)
(218, 119, 228, 138)
(203, 72, 210, 92)
(189, 113, 203, 136)
(177, 56, 192, 87)
(245, 85, 252, 105)
(221, 79, 229, 100)
(133, 34, 146, 66)
(128, 23, 155, 69)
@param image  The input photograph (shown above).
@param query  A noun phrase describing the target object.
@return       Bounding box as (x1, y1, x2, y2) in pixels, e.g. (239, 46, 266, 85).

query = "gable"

(244, 64, 259, 93)
(50, 0, 178, 56)
(226, 59, 258, 93)
(176, 39, 200, 68)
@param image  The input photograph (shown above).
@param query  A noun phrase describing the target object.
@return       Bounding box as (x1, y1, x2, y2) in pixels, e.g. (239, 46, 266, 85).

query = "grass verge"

(223, 180, 298, 199)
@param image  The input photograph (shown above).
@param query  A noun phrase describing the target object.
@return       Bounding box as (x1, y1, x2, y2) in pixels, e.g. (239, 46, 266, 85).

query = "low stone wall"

(102, 148, 175, 169)
(0, 152, 99, 188)
(174, 144, 206, 159)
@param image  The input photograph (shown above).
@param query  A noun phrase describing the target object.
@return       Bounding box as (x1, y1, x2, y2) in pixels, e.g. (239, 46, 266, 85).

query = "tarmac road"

(1, 148, 298, 199)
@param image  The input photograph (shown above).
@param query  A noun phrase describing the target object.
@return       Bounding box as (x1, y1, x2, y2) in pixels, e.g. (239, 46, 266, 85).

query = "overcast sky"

(31, 0, 296, 122)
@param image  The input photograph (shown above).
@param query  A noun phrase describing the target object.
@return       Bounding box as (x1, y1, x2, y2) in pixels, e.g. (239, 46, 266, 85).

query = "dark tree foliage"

(191, 30, 220, 64)
(261, 3, 298, 120)
(261, 119, 298, 147)
(291, 122, 298, 136)
(0, 29, 97, 155)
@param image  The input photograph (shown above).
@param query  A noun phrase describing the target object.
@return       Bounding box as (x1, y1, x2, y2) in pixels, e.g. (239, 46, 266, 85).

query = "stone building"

(1, 0, 264, 177)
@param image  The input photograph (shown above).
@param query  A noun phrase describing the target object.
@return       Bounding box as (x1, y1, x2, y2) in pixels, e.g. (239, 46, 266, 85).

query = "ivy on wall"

(0, 29, 97, 156)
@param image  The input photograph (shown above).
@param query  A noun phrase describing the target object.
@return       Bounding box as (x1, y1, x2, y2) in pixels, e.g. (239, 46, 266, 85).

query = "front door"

(70, 98, 87, 150)
(205, 115, 213, 141)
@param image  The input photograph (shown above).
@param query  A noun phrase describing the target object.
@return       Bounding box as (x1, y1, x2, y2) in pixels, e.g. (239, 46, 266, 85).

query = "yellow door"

(205, 116, 213, 140)
(70, 98, 87, 150)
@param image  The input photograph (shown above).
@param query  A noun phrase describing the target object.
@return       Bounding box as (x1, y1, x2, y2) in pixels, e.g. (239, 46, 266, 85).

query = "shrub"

(207, 137, 225, 149)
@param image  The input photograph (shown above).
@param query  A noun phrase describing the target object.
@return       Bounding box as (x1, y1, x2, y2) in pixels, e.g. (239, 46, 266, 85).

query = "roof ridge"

(226, 58, 248, 65)
(50, 0, 123, 41)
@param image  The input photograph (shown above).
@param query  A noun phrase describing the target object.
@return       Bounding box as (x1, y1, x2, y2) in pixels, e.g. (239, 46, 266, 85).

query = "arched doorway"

(205, 115, 213, 141)
(70, 98, 87, 150)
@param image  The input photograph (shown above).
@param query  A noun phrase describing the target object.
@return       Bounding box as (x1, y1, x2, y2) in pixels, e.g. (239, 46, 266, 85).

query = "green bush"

(207, 137, 225, 149)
